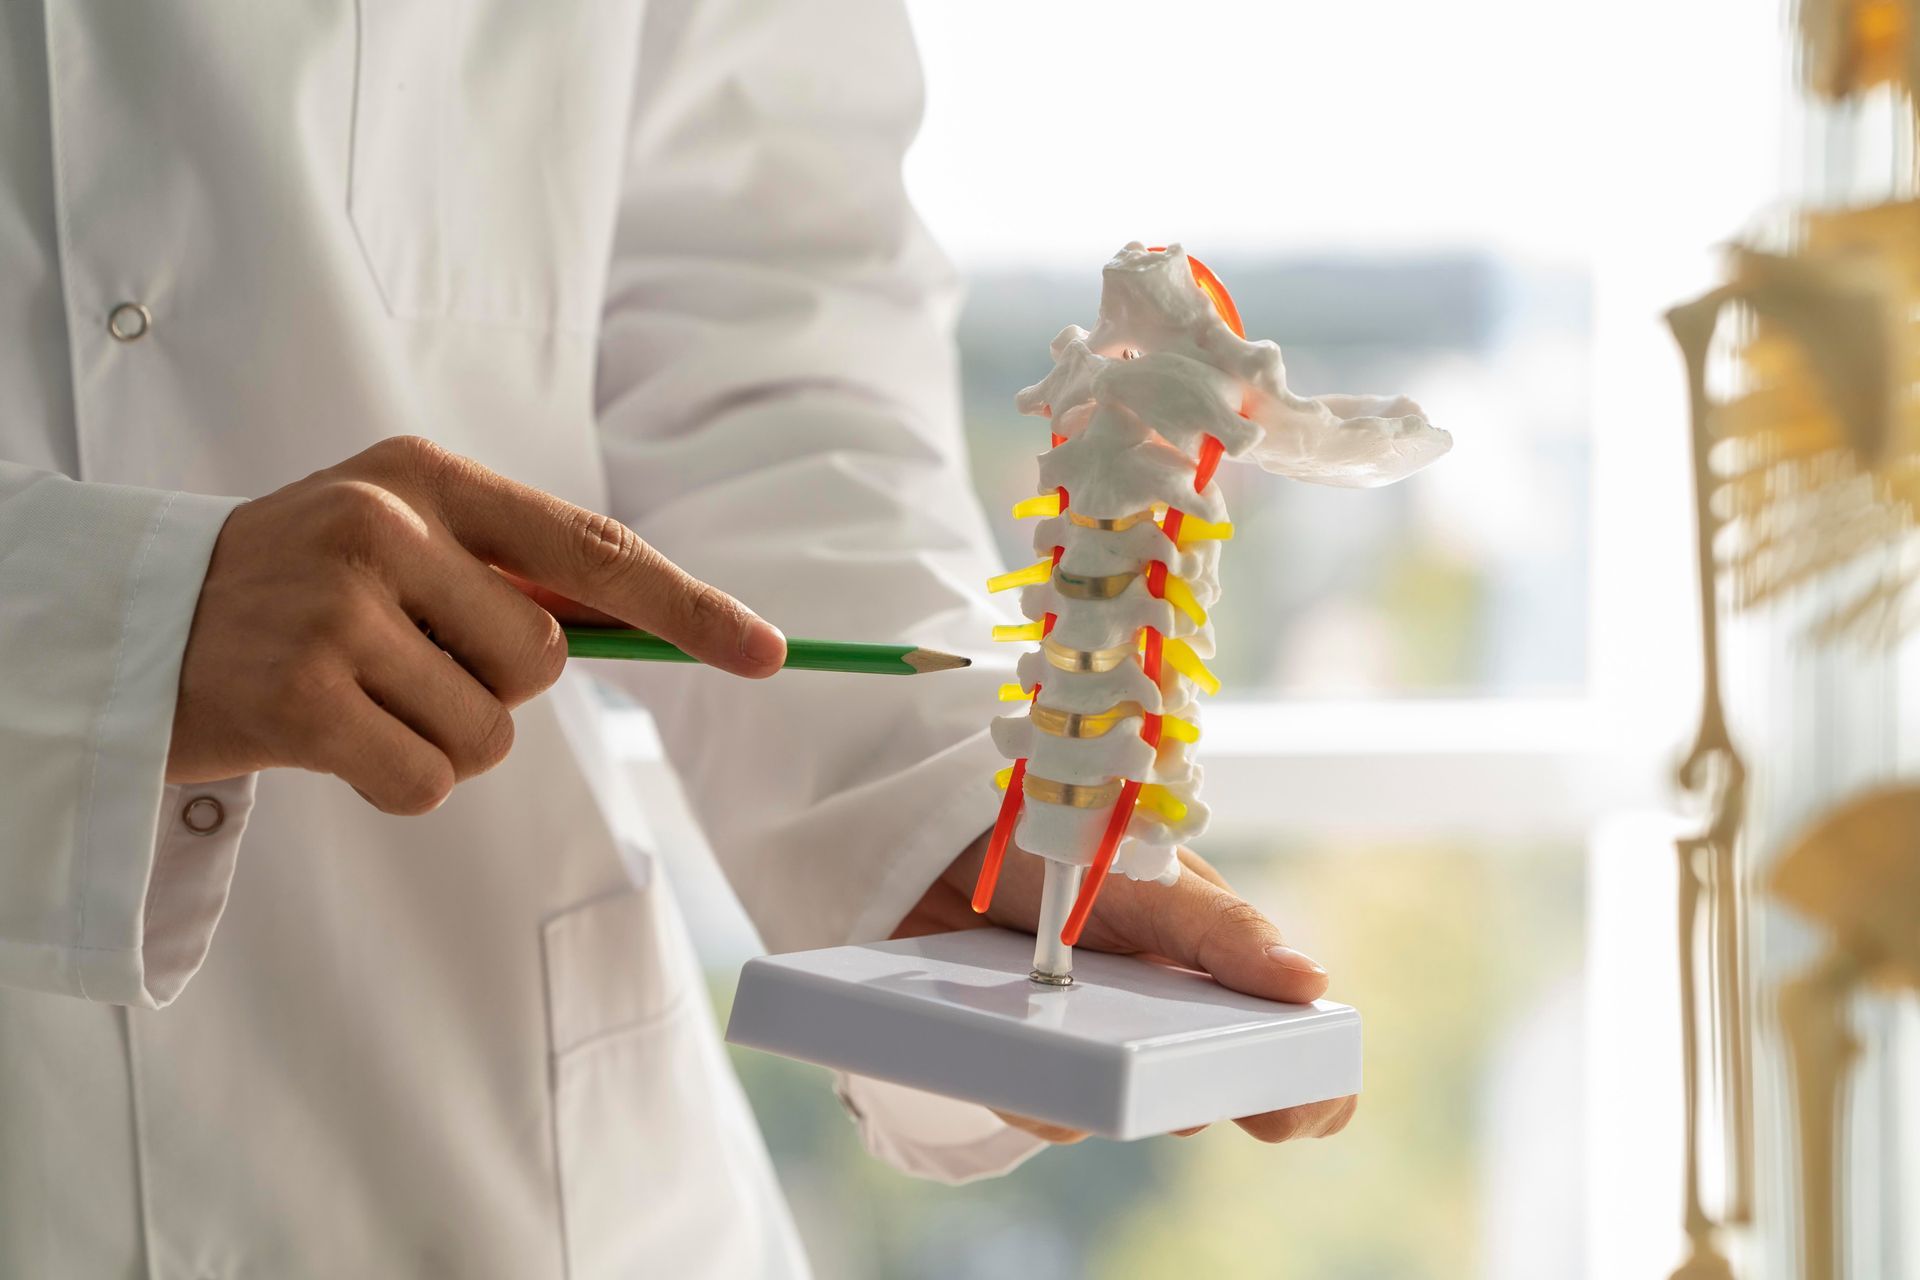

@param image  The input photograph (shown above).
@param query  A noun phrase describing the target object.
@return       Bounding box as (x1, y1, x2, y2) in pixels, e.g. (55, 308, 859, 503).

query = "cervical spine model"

(974, 244, 1452, 982)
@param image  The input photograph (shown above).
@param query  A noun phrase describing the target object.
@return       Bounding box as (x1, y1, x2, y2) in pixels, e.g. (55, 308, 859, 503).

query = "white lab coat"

(0, 2, 1042, 1275)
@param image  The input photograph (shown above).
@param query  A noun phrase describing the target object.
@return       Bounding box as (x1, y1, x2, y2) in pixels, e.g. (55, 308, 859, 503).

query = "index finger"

(415, 445, 786, 677)
(1094, 861, 1330, 1005)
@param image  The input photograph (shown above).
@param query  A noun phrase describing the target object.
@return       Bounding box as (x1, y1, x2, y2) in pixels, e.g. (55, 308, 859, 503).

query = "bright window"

(916, 1, 1597, 699)
(957, 261, 1590, 698)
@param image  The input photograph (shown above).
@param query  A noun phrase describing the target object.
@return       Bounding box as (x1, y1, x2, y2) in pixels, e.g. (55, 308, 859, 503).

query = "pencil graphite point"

(903, 648, 971, 674)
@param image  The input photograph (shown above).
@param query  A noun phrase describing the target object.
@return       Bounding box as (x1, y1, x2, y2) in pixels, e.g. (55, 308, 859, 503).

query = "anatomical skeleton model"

(970, 244, 1451, 982)
(1668, 192, 1920, 1278)
(1770, 786, 1920, 1280)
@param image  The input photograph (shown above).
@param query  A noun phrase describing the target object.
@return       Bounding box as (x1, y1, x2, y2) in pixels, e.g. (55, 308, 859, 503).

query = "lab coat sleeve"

(0, 462, 255, 1008)
(591, 0, 1045, 1181)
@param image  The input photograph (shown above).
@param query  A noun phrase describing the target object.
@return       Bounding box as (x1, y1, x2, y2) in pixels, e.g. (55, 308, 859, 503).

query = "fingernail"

(1266, 945, 1326, 975)
(741, 618, 787, 667)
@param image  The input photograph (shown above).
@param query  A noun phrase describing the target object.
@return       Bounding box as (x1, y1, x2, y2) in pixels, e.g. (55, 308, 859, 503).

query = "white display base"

(725, 927, 1361, 1140)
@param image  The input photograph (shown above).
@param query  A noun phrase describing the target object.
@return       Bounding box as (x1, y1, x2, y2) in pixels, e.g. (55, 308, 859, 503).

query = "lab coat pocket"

(541, 887, 766, 1280)
(349, 0, 645, 332)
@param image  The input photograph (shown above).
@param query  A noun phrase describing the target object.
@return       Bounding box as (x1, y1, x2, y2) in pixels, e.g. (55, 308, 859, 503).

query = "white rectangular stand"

(725, 927, 1361, 1140)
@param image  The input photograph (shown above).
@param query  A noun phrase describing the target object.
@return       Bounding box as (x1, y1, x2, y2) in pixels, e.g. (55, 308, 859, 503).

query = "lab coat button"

(107, 302, 152, 342)
(182, 795, 225, 835)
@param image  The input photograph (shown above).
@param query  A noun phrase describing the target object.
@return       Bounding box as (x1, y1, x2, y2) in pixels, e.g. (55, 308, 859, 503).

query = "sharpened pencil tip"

(903, 648, 972, 674)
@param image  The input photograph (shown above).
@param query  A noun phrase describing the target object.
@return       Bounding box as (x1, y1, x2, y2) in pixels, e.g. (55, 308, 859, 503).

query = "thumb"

(1135, 870, 1331, 1005)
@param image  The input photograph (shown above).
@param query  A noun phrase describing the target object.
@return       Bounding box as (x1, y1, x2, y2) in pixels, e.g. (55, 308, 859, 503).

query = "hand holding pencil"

(169, 437, 791, 816)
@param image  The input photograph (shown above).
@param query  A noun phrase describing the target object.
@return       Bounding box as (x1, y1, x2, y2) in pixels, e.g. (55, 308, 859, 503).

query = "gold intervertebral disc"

(1053, 568, 1139, 600)
(1029, 700, 1147, 739)
(1021, 773, 1123, 808)
(1042, 635, 1135, 673)
(1067, 508, 1156, 533)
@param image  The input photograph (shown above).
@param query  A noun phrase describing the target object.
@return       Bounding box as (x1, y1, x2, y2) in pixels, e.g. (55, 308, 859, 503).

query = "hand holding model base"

(730, 835, 1358, 1146)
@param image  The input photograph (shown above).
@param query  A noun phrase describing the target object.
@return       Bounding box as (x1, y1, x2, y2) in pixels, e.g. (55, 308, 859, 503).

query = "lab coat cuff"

(832, 1072, 1049, 1185)
(69, 490, 252, 1008)
(105, 775, 258, 1007)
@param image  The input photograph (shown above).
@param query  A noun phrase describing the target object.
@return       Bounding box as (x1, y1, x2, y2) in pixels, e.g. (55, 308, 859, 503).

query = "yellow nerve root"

(1162, 638, 1221, 695)
(998, 683, 1032, 702)
(1136, 783, 1189, 823)
(993, 621, 1045, 642)
(1011, 492, 1063, 519)
(987, 559, 1055, 593)
(1160, 714, 1200, 743)
(1175, 516, 1234, 542)
(993, 765, 1015, 790)
(1162, 575, 1208, 627)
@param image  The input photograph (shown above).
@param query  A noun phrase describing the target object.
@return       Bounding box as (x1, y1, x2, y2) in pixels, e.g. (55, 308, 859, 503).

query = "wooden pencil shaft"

(562, 627, 965, 677)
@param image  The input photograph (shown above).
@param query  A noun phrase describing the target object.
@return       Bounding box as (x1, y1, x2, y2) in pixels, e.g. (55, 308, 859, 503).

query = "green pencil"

(562, 627, 972, 676)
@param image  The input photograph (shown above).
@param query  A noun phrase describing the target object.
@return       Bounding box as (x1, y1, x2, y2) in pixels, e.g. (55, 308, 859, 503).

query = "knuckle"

(363, 787, 416, 817)
(281, 655, 356, 724)
(1178, 893, 1275, 972)
(1317, 1097, 1360, 1138)
(362, 436, 455, 505)
(490, 625, 568, 708)
(523, 617, 570, 694)
(1250, 1111, 1308, 1145)
(320, 480, 426, 554)
(676, 582, 737, 638)
(324, 478, 391, 524)
(575, 511, 640, 573)
(370, 434, 444, 474)
(310, 591, 383, 651)
(1266, 1116, 1308, 1145)
(383, 752, 455, 816)
(468, 704, 516, 774)
(1208, 896, 1272, 941)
